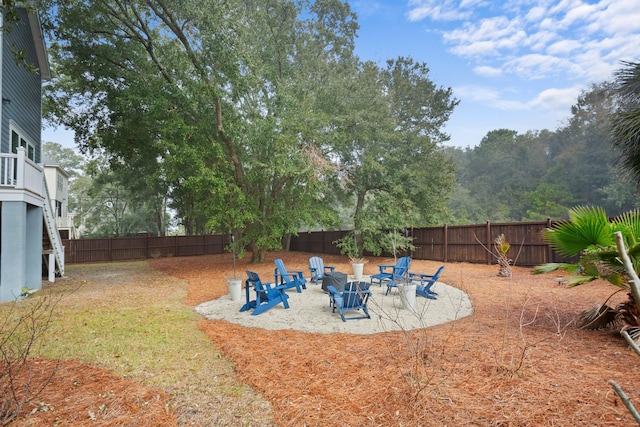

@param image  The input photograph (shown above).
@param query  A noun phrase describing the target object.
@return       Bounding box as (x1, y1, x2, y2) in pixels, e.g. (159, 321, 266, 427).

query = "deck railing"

(56, 216, 75, 229)
(0, 147, 43, 197)
(0, 153, 16, 186)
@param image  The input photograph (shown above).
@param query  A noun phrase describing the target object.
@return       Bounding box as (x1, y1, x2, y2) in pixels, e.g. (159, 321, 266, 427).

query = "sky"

(351, 0, 640, 148)
(42, 0, 640, 149)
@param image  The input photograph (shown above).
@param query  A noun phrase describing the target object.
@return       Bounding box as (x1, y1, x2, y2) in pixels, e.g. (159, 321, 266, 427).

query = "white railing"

(0, 147, 43, 197)
(0, 153, 16, 186)
(56, 216, 75, 229)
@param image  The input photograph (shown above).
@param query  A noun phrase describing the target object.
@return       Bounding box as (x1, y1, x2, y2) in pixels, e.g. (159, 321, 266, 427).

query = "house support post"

(25, 204, 42, 289)
(1, 202, 26, 300)
(48, 252, 55, 282)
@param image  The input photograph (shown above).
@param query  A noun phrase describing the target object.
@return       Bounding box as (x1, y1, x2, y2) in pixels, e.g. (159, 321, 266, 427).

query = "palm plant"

(534, 206, 640, 335)
(611, 60, 640, 185)
(494, 234, 512, 277)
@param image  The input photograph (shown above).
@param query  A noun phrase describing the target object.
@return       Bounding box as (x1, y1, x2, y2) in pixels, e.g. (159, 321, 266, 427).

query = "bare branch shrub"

(368, 282, 468, 404)
(0, 294, 61, 425)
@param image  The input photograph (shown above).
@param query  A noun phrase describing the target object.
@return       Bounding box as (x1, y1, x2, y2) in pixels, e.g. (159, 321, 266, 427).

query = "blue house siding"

(1, 8, 42, 162)
(0, 8, 50, 301)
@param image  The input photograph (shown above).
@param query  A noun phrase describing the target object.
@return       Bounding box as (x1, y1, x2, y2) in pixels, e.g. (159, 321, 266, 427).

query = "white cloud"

(505, 54, 578, 80)
(454, 84, 582, 115)
(526, 6, 547, 22)
(406, 0, 475, 21)
(558, 2, 599, 28)
(528, 30, 558, 52)
(351, 1, 384, 17)
(400, 0, 640, 141)
(581, 0, 639, 35)
(444, 16, 528, 57)
(529, 86, 583, 112)
(409, 0, 640, 84)
(474, 65, 503, 77)
(546, 39, 581, 55)
(453, 85, 501, 103)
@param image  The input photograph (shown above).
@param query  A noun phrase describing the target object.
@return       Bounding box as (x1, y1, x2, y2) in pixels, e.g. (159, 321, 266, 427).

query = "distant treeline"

(444, 82, 638, 225)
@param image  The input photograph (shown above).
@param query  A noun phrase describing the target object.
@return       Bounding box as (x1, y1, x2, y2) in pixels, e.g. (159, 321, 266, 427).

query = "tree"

(332, 57, 458, 257)
(546, 83, 618, 207)
(461, 129, 551, 222)
(611, 60, 640, 185)
(521, 183, 574, 221)
(43, 0, 357, 261)
(42, 142, 84, 177)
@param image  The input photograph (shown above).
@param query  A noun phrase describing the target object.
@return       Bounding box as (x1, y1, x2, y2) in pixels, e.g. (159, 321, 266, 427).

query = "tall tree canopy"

(43, 0, 357, 261)
(332, 57, 457, 257)
(42, 0, 458, 260)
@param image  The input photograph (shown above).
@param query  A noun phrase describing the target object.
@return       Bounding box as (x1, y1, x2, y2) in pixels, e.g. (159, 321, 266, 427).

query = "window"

(57, 173, 64, 192)
(10, 129, 35, 161)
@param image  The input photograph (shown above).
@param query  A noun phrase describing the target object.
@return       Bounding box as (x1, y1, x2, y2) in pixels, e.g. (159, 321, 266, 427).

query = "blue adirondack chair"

(240, 270, 290, 316)
(309, 256, 335, 284)
(327, 281, 371, 322)
(371, 256, 411, 287)
(411, 265, 445, 299)
(274, 259, 307, 292)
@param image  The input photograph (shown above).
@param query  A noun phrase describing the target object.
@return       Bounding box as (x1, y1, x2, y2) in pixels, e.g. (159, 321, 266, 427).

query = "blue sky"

(43, 0, 640, 149)
(351, 0, 640, 148)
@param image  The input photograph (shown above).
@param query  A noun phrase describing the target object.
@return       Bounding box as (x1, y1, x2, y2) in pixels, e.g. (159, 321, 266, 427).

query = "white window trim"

(9, 120, 36, 161)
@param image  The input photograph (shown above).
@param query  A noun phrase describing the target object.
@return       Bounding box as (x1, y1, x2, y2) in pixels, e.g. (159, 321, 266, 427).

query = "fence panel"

(205, 234, 226, 254)
(451, 224, 489, 264)
(411, 227, 445, 261)
(147, 236, 177, 258)
(63, 234, 228, 263)
(291, 231, 348, 255)
(65, 238, 111, 263)
(110, 237, 146, 261)
(175, 235, 205, 257)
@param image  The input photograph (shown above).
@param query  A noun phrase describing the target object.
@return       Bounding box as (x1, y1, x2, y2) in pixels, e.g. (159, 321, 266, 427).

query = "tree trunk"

(248, 242, 267, 263)
(353, 191, 366, 258)
(282, 234, 291, 251)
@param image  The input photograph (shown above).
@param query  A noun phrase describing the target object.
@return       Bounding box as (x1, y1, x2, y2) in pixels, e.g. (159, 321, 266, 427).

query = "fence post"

(444, 224, 448, 262)
(546, 217, 553, 263)
(409, 227, 414, 258)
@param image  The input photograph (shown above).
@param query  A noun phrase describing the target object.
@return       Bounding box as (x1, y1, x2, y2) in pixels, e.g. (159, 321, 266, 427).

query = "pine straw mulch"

(149, 251, 640, 426)
(7, 358, 175, 426)
(7, 251, 640, 426)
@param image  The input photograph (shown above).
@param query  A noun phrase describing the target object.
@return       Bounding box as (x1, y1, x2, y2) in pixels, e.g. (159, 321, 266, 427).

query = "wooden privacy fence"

(62, 234, 229, 264)
(290, 220, 569, 267)
(62, 220, 569, 267)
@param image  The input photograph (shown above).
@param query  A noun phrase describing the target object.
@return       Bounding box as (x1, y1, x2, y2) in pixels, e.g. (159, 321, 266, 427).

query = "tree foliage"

(332, 58, 457, 257)
(611, 60, 640, 185)
(447, 82, 640, 224)
(42, 0, 458, 260)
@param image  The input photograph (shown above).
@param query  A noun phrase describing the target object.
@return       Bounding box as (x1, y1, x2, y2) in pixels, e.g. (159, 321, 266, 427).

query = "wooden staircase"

(42, 176, 64, 279)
